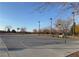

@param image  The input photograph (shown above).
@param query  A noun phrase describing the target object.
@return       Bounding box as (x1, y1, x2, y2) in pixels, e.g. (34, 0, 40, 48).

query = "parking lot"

(0, 34, 79, 57)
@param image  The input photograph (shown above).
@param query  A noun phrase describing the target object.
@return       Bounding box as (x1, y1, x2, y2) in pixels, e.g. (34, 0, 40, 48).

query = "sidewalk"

(67, 36, 79, 39)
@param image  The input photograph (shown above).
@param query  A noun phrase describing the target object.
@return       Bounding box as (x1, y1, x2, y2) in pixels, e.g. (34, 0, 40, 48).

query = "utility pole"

(50, 18, 52, 35)
(38, 21, 40, 35)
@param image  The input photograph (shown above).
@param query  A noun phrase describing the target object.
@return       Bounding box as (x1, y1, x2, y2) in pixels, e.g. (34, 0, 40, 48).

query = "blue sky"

(0, 2, 79, 32)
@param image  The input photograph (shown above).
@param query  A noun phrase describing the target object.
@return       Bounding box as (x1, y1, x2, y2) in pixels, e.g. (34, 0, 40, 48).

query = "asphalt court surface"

(0, 34, 79, 57)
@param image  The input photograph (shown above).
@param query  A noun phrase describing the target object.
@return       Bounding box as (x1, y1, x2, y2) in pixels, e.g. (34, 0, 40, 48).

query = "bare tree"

(33, 2, 79, 35)
(65, 17, 73, 29)
(17, 28, 20, 32)
(55, 18, 73, 33)
(20, 27, 26, 32)
(33, 29, 37, 34)
(12, 29, 16, 33)
(55, 19, 64, 30)
(5, 25, 12, 32)
(42, 28, 50, 34)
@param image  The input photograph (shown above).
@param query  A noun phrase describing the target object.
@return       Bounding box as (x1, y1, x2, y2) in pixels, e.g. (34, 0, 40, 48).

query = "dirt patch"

(66, 51, 79, 57)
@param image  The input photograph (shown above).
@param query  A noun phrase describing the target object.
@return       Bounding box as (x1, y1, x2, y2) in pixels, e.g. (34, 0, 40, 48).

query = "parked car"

(58, 33, 64, 38)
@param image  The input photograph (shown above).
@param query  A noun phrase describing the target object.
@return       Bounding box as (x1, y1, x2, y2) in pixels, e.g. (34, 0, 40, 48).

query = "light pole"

(50, 18, 52, 35)
(72, 11, 75, 36)
(38, 21, 40, 35)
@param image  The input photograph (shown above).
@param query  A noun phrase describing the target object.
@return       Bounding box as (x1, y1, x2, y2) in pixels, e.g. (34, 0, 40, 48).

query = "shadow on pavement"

(0, 48, 8, 51)
(7, 48, 25, 51)
(0, 48, 25, 51)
